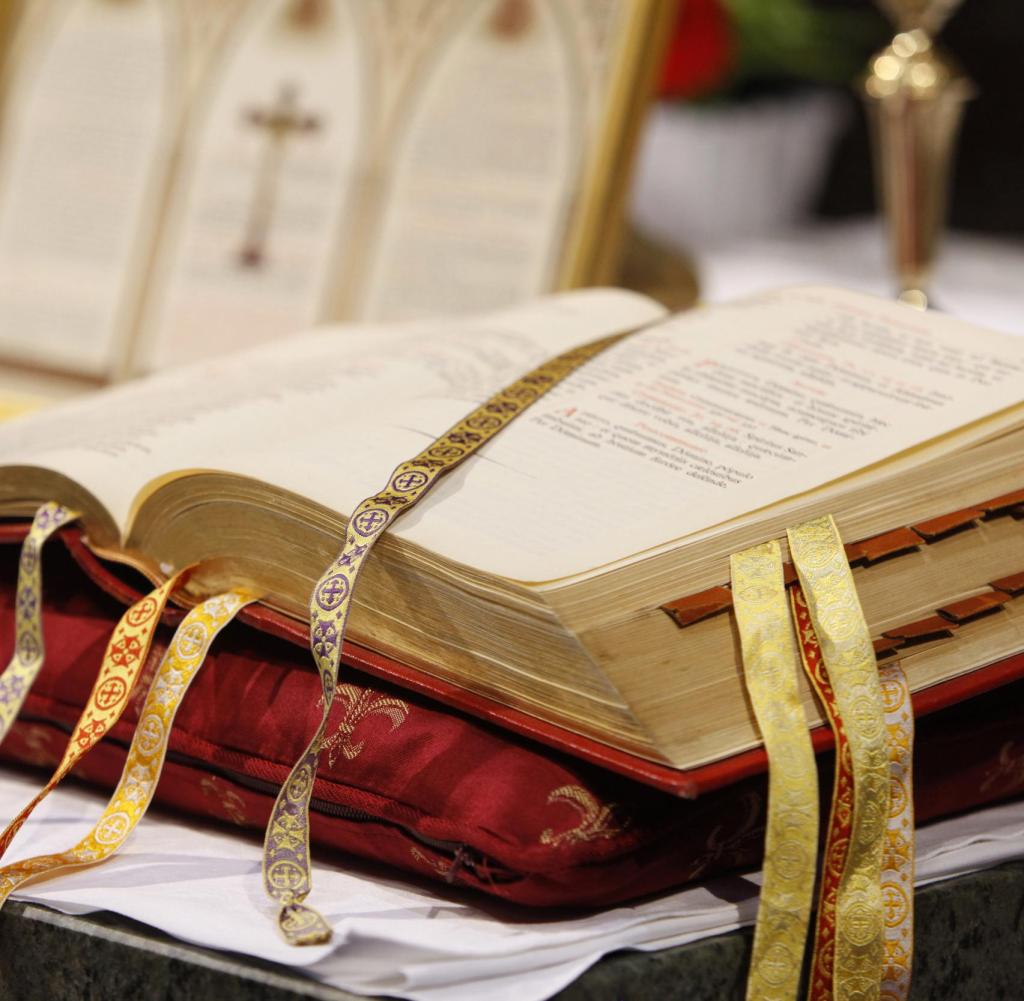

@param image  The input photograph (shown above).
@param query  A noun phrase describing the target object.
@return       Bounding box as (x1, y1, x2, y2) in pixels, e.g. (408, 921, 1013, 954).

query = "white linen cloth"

(4, 766, 1024, 1000)
(697, 221, 1024, 338)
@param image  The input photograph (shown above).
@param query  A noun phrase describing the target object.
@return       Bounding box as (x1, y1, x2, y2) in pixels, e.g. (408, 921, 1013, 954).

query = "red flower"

(659, 0, 735, 100)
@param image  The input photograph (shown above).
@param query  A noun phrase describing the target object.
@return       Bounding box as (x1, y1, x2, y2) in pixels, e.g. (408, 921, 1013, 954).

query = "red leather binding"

(912, 507, 985, 539)
(853, 526, 923, 564)
(659, 489, 1024, 634)
(992, 571, 1024, 596)
(939, 592, 1012, 623)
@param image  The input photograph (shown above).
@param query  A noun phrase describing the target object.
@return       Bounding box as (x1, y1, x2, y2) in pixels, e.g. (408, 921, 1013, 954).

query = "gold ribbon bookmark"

(794, 589, 915, 1001)
(0, 589, 258, 906)
(0, 503, 78, 745)
(0, 569, 191, 859)
(792, 584, 854, 1001)
(731, 540, 818, 1001)
(264, 332, 632, 945)
(788, 515, 889, 1001)
(878, 661, 915, 1001)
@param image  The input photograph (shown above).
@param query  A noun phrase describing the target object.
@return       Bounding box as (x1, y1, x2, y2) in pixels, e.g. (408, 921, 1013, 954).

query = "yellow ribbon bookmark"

(794, 587, 916, 1001)
(878, 661, 915, 1001)
(265, 332, 632, 945)
(0, 569, 191, 860)
(731, 540, 818, 1001)
(0, 589, 258, 907)
(0, 503, 78, 745)
(788, 515, 889, 1001)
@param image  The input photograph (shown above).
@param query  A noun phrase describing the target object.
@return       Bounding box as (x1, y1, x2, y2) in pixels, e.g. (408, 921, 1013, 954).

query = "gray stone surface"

(0, 902, 367, 1001)
(2, 863, 1023, 1000)
(551, 862, 1024, 1001)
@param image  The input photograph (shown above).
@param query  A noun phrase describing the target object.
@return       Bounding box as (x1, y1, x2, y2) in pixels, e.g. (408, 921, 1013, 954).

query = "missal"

(0, 0, 665, 382)
(0, 285, 1022, 775)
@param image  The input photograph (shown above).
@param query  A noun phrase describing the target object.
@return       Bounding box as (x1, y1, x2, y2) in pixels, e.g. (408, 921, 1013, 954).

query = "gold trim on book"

(556, 0, 677, 290)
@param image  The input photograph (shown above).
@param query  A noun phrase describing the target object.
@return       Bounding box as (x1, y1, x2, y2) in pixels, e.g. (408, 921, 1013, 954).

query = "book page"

(0, 0, 174, 376)
(0, 289, 665, 533)
(2, 287, 1019, 584)
(131, 0, 363, 373)
(356, 0, 581, 321)
(406, 286, 1023, 580)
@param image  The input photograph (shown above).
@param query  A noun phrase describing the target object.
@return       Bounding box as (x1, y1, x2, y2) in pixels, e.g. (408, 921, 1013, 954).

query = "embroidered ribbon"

(0, 589, 258, 906)
(0, 502, 78, 745)
(792, 584, 854, 1001)
(878, 661, 914, 1001)
(794, 586, 916, 1001)
(788, 515, 889, 1001)
(0, 570, 190, 859)
(264, 331, 631, 946)
(731, 540, 818, 1001)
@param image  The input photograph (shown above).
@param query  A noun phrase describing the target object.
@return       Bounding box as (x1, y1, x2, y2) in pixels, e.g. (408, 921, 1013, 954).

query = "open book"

(0, 286, 1022, 774)
(0, 0, 665, 386)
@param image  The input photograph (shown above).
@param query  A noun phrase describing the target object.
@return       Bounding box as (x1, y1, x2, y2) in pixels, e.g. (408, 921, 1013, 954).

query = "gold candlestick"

(864, 1, 973, 309)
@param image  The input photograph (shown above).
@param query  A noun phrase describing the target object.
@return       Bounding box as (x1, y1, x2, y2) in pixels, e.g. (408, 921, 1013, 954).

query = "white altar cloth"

(4, 766, 1024, 1000)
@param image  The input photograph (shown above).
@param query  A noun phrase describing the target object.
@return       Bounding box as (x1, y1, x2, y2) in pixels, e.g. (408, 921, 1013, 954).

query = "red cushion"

(2, 538, 1024, 908)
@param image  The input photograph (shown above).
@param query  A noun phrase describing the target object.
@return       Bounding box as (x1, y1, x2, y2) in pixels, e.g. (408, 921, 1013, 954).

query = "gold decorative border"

(788, 515, 888, 1001)
(556, 0, 677, 289)
(732, 539, 818, 1001)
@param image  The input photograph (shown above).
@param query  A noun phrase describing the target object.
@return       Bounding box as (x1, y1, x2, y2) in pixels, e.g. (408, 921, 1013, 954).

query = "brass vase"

(863, 2, 973, 308)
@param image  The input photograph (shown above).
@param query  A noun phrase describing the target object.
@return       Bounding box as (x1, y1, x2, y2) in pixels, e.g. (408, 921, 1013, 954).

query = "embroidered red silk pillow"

(2, 536, 1024, 908)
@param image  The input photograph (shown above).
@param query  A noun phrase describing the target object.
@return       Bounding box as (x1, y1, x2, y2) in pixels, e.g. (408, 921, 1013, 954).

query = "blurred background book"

(0, 0, 1021, 412)
(0, 0, 670, 397)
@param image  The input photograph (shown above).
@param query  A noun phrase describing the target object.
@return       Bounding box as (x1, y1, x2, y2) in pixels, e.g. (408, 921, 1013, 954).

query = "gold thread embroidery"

(731, 539, 818, 1001)
(0, 571, 190, 860)
(788, 515, 888, 1001)
(200, 775, 248, 826)
(0, 590, 258, 908)
(791, 584, 852, 1001)
(979, 740, 1024, 795)
(322, 684, 410, 767)
(409, 846, 452, 878)
(688, 790, 764, 881)
(878, 661, 914, 1001)
(15, 724, 59, 768)
(539, 785, 626, 846)
(0, 504, 78, 745)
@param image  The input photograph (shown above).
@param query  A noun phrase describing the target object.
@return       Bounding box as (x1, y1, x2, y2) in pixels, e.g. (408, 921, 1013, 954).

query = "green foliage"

(725, 0, 888, 88)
